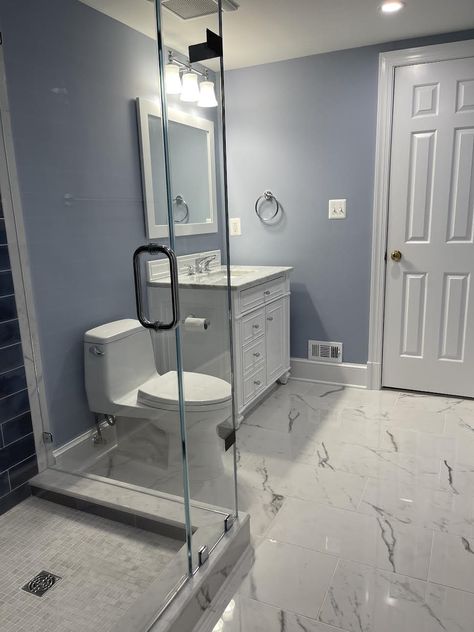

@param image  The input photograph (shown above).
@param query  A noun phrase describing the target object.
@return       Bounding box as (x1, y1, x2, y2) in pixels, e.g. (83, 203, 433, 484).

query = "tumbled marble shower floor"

(0, 496, 182, 632)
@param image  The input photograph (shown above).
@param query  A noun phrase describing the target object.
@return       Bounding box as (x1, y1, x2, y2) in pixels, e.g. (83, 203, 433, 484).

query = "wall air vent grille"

(308, 340, 343, 363)
(161, 0, 239, 20)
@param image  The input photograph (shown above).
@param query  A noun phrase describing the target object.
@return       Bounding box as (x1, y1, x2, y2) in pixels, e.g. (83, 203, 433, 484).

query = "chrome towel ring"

(255, 190, 281, 222)
(173, 195, 189, 223)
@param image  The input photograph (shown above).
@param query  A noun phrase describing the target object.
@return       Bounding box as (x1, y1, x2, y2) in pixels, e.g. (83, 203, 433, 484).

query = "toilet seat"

(137, 371, 232, 413)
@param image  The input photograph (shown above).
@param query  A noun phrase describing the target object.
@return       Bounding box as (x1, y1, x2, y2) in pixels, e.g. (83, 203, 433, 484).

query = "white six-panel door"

(383, 56, 474, 397)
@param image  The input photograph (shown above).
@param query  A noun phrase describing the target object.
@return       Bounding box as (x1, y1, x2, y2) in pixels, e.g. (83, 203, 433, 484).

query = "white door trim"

(367, 38, 474, 390)
(0, 46, 51, 469)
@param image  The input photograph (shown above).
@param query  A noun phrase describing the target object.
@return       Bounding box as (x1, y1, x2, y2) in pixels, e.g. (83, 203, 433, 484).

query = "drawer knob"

(254, 380, 262, 386)
(253, 352, 261, 357)
(267, 316, 274, 321)
(264, 290, 271, 295)
(252, 324, 260, 329)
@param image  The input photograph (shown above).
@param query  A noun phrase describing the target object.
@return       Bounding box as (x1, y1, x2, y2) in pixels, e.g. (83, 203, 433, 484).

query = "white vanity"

(147, 252, 292, 422)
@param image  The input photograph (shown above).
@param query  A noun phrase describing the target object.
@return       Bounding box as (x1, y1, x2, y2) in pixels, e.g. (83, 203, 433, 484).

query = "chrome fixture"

(22, 571, 62, 597)
(255, 190, 282, 223)
(165, 51, 218, 107)
(173, 194, 189, 223)
(195, 253, 216, 273)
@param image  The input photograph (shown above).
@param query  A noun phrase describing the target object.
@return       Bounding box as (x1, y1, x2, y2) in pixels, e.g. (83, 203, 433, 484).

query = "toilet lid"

(137, 371, 232, 411)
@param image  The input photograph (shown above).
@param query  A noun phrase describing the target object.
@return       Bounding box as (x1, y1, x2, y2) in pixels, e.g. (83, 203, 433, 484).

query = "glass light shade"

(165, 63, 182, 95)
(198, 80, 218, 107)
(180, 72, 200, 102)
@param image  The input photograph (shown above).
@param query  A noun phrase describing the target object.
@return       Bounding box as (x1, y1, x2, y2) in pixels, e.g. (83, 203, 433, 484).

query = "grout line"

(317, 556, 341, 624)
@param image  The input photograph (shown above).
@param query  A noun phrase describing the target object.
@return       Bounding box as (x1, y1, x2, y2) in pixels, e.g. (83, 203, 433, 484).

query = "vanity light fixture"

(198, 80, 218, 107)
(380, 1, 405, 13)
(165, 63, 182, 94)
(165, 50, 218, 107)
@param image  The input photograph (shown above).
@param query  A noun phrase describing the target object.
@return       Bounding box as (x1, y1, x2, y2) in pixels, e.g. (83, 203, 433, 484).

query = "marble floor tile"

(271, 460, 367, 510)
(429, 531, 474, 593)
(239, 539, 338, 620)
(394, 391, 466, 414)
(212, 595, 339, 632)
(267, 498, 432, 580)
(319, 560, 474, 632)
(359, 477, 474, 538)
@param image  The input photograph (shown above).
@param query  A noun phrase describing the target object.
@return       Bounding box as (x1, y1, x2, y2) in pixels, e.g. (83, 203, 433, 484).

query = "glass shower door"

(135, 0, 239, 571)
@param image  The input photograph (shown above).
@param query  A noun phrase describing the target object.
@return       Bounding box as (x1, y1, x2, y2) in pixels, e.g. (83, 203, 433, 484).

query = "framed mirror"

(137, 98, 218, 238)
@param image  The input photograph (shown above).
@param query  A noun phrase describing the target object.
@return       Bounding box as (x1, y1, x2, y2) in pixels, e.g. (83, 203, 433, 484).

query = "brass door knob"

(391, 250, 402, 262)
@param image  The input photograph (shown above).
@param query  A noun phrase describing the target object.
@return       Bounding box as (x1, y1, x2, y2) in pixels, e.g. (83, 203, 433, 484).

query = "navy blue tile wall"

(0, 211, 37, 515)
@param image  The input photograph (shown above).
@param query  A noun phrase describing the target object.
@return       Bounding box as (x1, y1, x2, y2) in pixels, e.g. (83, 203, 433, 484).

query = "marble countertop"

(148, 265, 293, 290)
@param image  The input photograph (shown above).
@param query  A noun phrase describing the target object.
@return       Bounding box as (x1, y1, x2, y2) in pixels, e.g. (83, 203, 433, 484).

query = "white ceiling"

(81, 0, 474, 69)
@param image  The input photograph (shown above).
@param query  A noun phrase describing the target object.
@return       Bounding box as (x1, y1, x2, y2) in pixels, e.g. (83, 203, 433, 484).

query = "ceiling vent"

(161, 0, 239, 20)
(308, 340, 343, 364)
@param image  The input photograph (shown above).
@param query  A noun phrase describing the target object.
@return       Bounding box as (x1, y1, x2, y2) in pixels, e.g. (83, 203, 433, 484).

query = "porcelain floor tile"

(239, 539, 338, 620)
(266, 498, 432, 580)
(212, 595, 340, 632)
(319, 560, 474, 632)
(429, 531, 474, 593)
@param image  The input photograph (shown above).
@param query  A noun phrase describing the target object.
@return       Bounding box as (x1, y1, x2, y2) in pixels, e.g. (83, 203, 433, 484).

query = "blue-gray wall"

(225, 29, 474, 364)
(0, 0, 222, 446)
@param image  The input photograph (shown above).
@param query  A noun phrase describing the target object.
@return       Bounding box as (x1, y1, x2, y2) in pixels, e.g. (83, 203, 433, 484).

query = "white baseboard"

(290, 358, 368, 388)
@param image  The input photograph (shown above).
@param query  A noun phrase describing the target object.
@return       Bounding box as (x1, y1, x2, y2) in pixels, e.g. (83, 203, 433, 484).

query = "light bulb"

(381, 1, 405, 13)
(165, 63, 182, 95)
(180, 72, 200, 102)
(198, 80, 218, 107)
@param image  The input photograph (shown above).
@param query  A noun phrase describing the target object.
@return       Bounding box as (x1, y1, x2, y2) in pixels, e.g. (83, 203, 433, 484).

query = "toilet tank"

(84, 319, 157, 414)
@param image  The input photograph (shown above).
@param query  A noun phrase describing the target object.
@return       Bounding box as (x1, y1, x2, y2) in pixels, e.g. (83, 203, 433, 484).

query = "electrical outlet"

(329, 199, 347, 219)
(230, 217, 241, 236)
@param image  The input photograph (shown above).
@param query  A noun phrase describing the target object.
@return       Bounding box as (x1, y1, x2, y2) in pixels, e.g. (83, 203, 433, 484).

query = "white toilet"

(84, 319, 232, 482)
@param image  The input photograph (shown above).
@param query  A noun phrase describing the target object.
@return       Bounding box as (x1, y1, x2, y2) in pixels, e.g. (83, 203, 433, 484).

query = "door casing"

(367, 38, 474, 391)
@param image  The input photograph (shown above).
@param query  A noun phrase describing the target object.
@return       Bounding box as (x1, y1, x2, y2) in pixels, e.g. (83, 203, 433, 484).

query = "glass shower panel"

(142, 0, 239, 568)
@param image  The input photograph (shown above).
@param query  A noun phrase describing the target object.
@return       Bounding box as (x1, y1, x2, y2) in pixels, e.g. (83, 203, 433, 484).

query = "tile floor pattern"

(0, 496, 182, 632)
(205, 380, 474, 632)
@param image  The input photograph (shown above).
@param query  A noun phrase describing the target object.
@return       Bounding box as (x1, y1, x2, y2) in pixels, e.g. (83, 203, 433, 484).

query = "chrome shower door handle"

(133, 243, 180, 331)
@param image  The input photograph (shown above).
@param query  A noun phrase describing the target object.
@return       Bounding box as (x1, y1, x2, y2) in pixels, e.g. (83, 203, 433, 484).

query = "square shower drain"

(22, 570, 62, 597)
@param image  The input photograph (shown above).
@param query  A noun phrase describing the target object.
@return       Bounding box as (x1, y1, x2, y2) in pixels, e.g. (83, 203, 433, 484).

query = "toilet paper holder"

(182, 315, 210, 331)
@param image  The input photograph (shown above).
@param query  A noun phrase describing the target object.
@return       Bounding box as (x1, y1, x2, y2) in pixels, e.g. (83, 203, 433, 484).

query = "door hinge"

(198, 545, 209, 566)
(224, 513, 235, 532)
(42, 431, 54, 444)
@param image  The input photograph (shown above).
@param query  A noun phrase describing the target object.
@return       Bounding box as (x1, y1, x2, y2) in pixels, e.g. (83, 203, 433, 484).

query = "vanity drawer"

(241, 308, 265, 344)
(262, 277, 286, 303)
(242, 337, 265, 375)
(243, 365, 266, 405)
(240, 276, 287, 313)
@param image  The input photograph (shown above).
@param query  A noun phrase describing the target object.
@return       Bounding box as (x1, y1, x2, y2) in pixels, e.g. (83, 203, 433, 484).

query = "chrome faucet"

(195, 254, 217, 273)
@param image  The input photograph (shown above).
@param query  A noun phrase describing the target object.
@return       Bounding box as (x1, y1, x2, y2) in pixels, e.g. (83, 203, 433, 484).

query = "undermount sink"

(207, 267, 259, 277)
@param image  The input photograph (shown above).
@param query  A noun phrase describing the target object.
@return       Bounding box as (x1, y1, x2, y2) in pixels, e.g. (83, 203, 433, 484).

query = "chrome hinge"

(198, 545, 209, 567)
(42, 431, 54, 444)
(224, 513, 235, 533)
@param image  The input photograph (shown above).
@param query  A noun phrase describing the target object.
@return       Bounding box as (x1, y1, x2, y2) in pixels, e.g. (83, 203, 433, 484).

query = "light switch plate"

(329, 199, 346, 219)
(230, 217, 241, 236)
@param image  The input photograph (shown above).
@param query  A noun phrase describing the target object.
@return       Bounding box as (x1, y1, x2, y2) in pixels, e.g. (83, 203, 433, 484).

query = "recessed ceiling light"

(381, 1, 405, 13)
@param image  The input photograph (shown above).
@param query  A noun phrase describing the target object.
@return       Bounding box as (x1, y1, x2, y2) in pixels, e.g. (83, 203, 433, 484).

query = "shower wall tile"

(0, 295, 17, 322)
(0, 433, 35, 473)
(0, 390, 30, 424)
(8, 454, 38, 490)
(0, 367, 27, 398)
(0, 202, 36, 515)
(0, 245, 10, 271)
(0, 320, 21, 347)
(2, 411, 33, 445)
(0, 343, 24, 374)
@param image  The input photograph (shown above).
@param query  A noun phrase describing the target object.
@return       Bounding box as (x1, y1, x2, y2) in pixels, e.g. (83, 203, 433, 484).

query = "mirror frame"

(136, 97, 218, 238)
